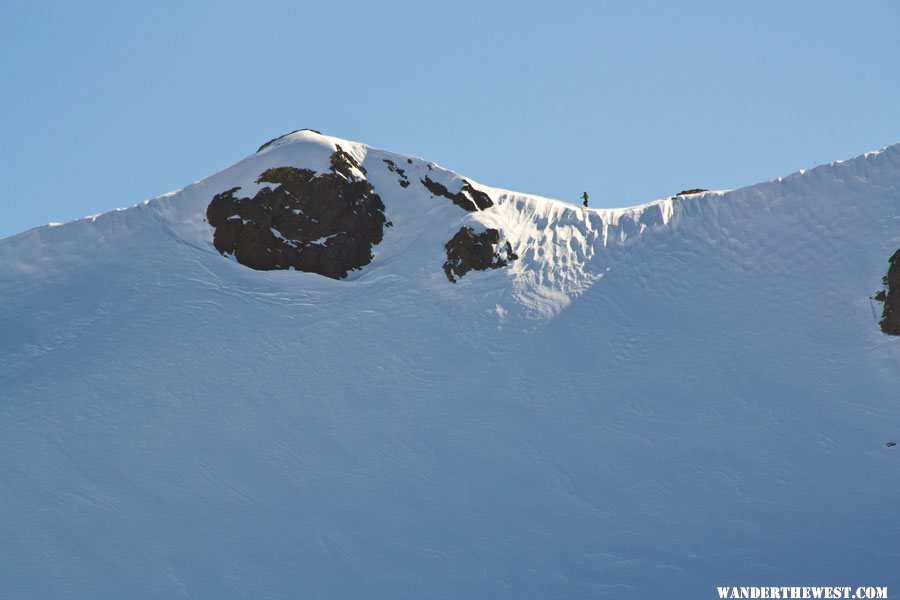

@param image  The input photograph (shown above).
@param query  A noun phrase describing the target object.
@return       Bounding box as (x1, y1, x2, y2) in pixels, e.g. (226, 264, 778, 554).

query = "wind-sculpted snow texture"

(2, 130, 900, 599)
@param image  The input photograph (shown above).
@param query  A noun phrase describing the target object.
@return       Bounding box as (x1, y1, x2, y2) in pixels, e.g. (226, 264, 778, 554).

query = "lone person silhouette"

(581, 191, 589, 207)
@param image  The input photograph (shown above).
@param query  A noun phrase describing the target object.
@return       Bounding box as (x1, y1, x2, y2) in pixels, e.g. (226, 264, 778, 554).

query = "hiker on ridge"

(581, 191, 589, 207)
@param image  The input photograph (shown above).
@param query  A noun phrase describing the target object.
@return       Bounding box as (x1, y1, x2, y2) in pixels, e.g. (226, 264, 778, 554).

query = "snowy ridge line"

(3, 132, 894, 245)
(2, 132, 899, 319)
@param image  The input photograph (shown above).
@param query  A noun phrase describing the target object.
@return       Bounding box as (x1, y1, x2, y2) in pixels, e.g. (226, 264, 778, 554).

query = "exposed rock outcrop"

(422, 177, 493, 211)
(675, 188, 708, 196)
(442, 227, 517, 283)
(383, 159, 410, 188)
(875, 249, 900, 335)
(206, 146, 385, 279)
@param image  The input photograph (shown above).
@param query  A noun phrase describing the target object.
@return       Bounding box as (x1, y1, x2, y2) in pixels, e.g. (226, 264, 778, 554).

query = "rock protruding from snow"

(422, 176, 493, 211)
(442, 226, 518, 282)
(206, 146, 385, 279)
(382, 158, 410, 188)
(876, 249, 900, 335)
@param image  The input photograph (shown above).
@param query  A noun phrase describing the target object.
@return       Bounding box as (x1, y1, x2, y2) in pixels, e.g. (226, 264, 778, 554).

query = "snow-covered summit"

(2, 133, 900, 598)
(4, 128, 688, 318)
(11, 128, 884, 320)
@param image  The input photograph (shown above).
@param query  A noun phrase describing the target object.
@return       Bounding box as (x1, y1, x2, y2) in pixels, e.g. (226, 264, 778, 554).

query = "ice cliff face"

(2, 131, 900, 599)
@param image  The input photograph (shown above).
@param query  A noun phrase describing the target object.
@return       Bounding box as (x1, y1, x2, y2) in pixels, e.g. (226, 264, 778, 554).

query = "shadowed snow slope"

(2, 131, 900, 599)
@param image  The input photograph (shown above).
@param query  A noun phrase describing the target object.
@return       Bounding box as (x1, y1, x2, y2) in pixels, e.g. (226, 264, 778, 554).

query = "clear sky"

(2, 0, 899, 238)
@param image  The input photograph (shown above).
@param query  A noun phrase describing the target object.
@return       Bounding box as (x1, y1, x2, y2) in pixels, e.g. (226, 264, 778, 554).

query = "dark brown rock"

(383, 159, 410, 188)
(421, 177, 493, 212)
(876, 250, 900, 335)
(675, 188, 708, 196)
(442, 227, 518, 283)
(330, 144, 366, 178)
(206, 148, 385, 279)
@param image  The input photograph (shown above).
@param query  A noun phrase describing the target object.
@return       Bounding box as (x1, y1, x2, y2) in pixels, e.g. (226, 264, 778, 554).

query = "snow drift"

(2, 130, 900, 599)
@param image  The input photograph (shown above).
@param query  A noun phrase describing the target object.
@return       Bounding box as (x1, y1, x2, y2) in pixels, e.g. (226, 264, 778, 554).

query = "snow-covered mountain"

(2, 130, 900, 599)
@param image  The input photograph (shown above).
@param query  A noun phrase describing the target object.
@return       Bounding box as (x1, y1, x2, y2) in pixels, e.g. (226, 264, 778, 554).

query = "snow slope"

(2, 130, 900, 599)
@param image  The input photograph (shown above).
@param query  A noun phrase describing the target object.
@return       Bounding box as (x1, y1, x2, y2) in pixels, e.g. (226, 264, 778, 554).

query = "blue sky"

(1, 0, 898, 238)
